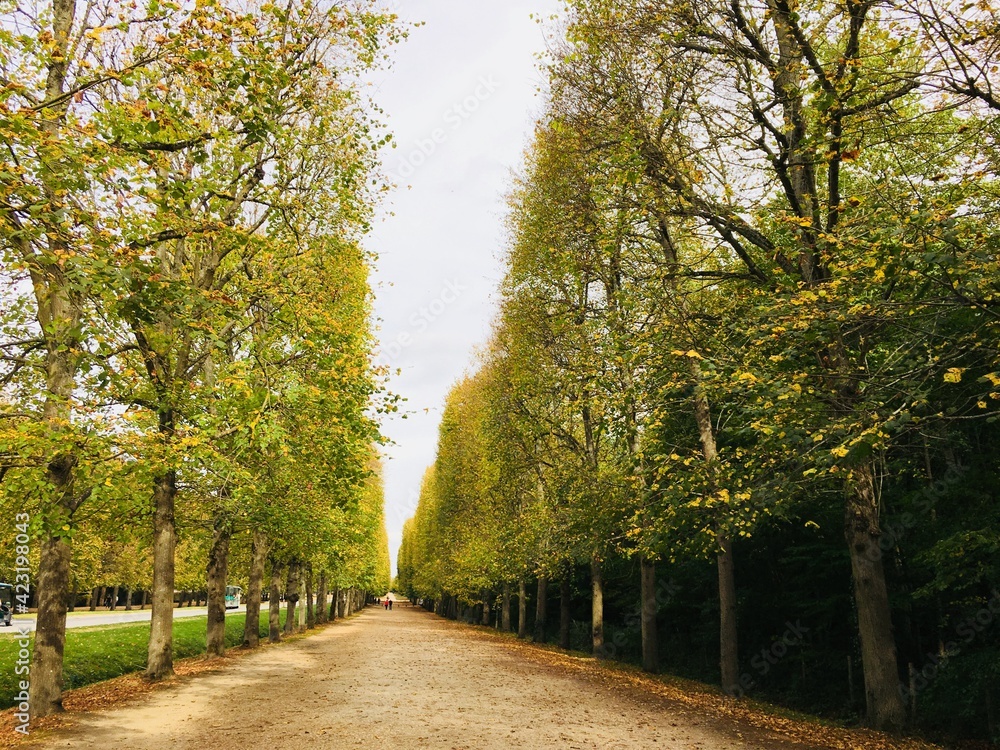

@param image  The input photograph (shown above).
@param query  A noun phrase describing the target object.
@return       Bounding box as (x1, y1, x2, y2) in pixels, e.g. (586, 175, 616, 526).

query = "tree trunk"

(297, 567, 307, 632)
(306, 566, 315, 629)
(28, 533, 72, 717)
(718, 532, 739, 692)
(141, 589, 147, 610)
(560, 576, 571, 650)
(640, 557, 659, 673)
(501, 583, 512, 632)
(330, 587, 339, 620)
(268, 560, 282, 643)
(691, 359, 740, 692)
(283, 561, 299, 634)
(25, 0, 85, 718)
(109, 585, 118, 612)
(846, 462, 906, 731)
(146, 468, 177, 680)
(243, 530, 268, 648)
(205, 518, 231, 657)
(482, 591, 491, 626)
(90, 587, 101, 612)
(591, 555, 605, 657)
(518, 579, 528, 638)
(124, 587, 133, 611)
(337, 588, 346, 619)
(316, 572, 328, 625)
(534, 576, 548, 643)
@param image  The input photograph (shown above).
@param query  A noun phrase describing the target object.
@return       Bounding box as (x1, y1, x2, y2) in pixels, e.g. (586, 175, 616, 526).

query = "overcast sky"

(365, 1, 562, 573)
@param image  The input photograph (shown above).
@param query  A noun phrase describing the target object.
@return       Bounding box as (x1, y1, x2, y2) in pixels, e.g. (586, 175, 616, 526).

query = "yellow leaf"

(944, 368, 965, 383)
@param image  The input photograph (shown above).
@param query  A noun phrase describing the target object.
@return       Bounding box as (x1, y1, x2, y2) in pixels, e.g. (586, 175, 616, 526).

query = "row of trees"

(399, 0, 1000, 742)
(0, 0, 395, 717)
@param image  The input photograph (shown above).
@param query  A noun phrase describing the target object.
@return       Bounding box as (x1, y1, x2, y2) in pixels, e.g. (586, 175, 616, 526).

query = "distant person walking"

(384, 598, 389, 610)
(388, 598, 393, 610)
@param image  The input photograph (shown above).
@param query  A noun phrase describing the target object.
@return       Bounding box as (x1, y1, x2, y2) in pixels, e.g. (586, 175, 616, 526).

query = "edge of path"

(0, 610, 366, 749)
(424, 611, 954, 750)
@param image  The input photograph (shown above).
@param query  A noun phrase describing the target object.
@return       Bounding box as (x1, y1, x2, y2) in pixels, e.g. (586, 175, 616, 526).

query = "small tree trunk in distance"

(534, 576, 548, 643)
(482, 591, 491, 626)
(330, 586, 339, 620)
(316, 572, 328, 625)
(243, 530, 268, 648)
(518, 579, 528, 638)
(338, 589, 346, 619)
(205, 517, 231, 657)
(718, 531, 739, 692)
(560, 576, 571, 650)
(109, 585, 118, 611)
(141, 589, 147, 609)
(306, 566, 315, 629)
(283, 561, 299, 634)
(125, 587, 133, 611)
(591, 555, 605, 657)
(501, 583, 512, 632)
(847, 462, 906, 731)
(89, 587, 101, 612)
(297, 567, 307, 632)
(268, 560, 282, 643)
(640, 557, 658, 673)
(146, 467, 177, 680)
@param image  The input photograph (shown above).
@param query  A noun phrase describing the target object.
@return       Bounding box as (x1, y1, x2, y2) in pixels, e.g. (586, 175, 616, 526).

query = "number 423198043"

(14, 512, 30, 605)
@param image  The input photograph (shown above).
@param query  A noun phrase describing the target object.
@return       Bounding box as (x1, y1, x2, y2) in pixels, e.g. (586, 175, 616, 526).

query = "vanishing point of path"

(34, 606, 839, 749)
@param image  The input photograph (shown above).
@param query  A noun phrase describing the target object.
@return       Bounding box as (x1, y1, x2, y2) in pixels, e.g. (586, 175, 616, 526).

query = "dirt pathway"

(27, 606, 887, 749)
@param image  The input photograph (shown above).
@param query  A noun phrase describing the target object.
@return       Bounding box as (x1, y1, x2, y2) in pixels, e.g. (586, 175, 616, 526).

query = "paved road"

(4, 606, 248, 633)
(31, 604, 816, 749)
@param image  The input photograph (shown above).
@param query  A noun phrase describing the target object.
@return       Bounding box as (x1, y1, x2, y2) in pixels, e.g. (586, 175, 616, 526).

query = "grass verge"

(0, 610, 288, 708)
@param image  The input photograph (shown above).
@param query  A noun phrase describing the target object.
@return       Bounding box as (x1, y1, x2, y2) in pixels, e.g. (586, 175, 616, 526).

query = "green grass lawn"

(0, 610, 289, 709)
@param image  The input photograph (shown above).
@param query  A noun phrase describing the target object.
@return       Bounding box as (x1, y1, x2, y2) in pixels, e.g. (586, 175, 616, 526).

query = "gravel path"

(33, 604, 823, 749)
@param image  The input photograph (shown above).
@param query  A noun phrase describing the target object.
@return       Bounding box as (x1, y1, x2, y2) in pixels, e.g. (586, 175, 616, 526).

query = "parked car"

(0, 583, 14, 626)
